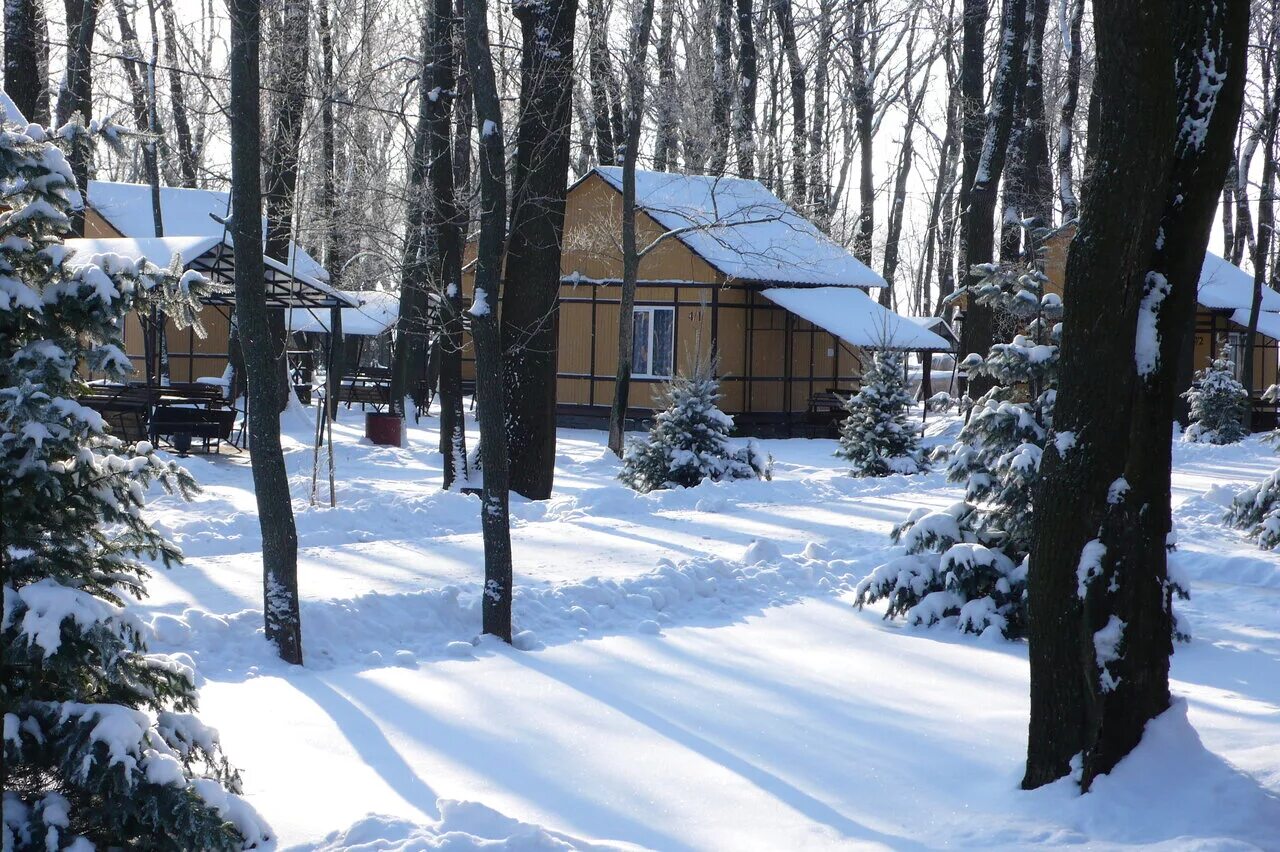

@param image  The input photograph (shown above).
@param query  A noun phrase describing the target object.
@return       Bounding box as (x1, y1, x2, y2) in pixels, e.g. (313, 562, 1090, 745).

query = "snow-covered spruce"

(835, 349, 924, 477)
(620, 362, 770, 493)
(855, 256, 1059, 638)
(0, 107, 268, 849)
(1225, 468, 1280, 550)
(1182, 346, 1248, 445)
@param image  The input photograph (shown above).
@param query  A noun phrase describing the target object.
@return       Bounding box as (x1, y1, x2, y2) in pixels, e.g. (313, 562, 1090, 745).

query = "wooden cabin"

(1042, 223, 1280, 409)
(79, 180, 344, 384)
(466, 167, 951, 435)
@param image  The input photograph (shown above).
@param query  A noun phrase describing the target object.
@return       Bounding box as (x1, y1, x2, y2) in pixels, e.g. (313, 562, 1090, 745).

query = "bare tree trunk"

(424, 0, 471, 488)
(807, 0, 834, 216)
(1025, 0, 1247, 792)
(501, 0, 578, 500)
(733, 0, 757, 179)
(392, 15, 435, 421)
(1055, 0, 1084, 221)
(850, 0, 876, 276)
(461, 0, 514, 642)
(923, 58, 960, 319)
(318, 0, 344, 419)
(653, 0, 679, 171)
(587, 0, 617, 165)
(607, 0, 658, 458)
(262, 0, 309, 412)
(706, 0, 734, 175)
(958, 0, 1027, 387)
(5, 0, 49, 124)
(439, 0, 472, 485)
(57, 0, 99, 237)
(882, 59, 928, 298)
(1242, 68, 1279, 431)
(228, 0, 303, 666)
(771, 0, 805, 204)
(159, 0, 198, 186)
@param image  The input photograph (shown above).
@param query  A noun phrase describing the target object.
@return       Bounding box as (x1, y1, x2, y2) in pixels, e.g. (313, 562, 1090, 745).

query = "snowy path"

(128, 414, 1280, 849)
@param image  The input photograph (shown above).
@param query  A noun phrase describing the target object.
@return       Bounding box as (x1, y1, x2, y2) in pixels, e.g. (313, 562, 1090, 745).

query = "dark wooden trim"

(589, 281, 597, 407)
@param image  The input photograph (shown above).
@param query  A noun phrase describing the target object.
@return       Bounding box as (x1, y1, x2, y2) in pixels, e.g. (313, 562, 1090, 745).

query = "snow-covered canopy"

(87, 180, 330, 285)
(592, 167, 886, 289)
(761, 287, 952, 351)
(61, 237, 356, 309)
(0, 91, 29, 126)
(903, 315, 959, 345)
(1198, 252, 1280, 313)
(288, 290, 399, 336)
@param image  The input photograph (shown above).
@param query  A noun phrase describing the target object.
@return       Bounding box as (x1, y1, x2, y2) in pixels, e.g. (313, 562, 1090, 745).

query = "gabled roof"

(589, 167, 886, 289)
(86, 180, 330, 285)
(761, 287, 952, 351)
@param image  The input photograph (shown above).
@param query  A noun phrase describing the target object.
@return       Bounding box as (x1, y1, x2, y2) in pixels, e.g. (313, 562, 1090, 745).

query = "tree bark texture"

(1024, 0, 1247, 792)
(500, 0, 578, 501)
(228, 0, 303, 665)
(461, 0, 515, 642)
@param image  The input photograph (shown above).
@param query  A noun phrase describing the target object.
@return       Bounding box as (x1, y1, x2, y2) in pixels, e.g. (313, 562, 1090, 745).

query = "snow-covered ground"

(130, 405, 1280, 850)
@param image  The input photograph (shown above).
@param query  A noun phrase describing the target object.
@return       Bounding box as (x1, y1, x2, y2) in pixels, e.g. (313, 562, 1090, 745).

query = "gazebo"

(67, 234, 356, 451)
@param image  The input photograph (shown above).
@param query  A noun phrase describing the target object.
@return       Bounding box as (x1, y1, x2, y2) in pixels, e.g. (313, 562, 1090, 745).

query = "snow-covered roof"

(1229, 309, 1280, 342)
(591, 167, 886, 289)
(903, 315, 959, 342)
(61, 236, 356, 308)
(86, 180, 330, 285)
(288, 289, 399, 336)
(761, 287, 952, 351)
(1198, 252, 1280, 313)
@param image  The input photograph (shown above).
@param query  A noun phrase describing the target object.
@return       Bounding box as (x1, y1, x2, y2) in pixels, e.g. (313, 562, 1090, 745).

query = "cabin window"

(631, 307, 674, 378)
(1229, 331, 1247, 382)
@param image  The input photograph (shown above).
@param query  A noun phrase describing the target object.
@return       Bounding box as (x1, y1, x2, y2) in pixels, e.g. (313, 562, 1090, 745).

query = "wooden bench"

(339, 372, 392, 412)
(80, 384, 153, 443)
(150, 383, 237, 454)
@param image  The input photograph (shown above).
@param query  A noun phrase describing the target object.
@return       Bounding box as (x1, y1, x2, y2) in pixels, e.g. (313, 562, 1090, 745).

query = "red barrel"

(365, 412, 404, 447)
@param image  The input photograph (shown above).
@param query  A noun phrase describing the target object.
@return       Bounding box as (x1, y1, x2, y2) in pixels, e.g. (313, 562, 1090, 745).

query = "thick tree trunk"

(5, 0, 49, 124)
(1020, 0, 1052, 227)
(607, 0, 658, 458)
(733, 0, 757, 179)
(1024, 0, 1247, 791)
(461, 0, 514, 642)
(500, 0, 578, 500)
(807, 0, 834, 216)
(957, 0, 1027, 387)
(426, 0, 468, 490)
(228, 0, 303, 666)
(57, 0, 99, 237)
(771, 0, 805, 204)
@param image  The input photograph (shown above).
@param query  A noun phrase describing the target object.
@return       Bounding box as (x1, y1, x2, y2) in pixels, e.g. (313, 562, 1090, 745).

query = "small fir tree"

(835, 349, 924, 476)
(1, 103, 269, 848)
(620, 360, 770, 493)
(1182, 345, 1249, 444)
(855, 257, 1061, 638)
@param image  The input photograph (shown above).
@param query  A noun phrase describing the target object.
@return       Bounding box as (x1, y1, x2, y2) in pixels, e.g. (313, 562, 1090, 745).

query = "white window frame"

(631, 306, 675, 379)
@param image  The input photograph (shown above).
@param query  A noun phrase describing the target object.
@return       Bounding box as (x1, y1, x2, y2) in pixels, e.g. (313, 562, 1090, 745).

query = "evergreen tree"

(1182, 345, 1249, 444)
(1, 103, 269, 849)
(620, 361, 770, 493)
(835, 349, 923, 476)
(855, 257, 1061, 638)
